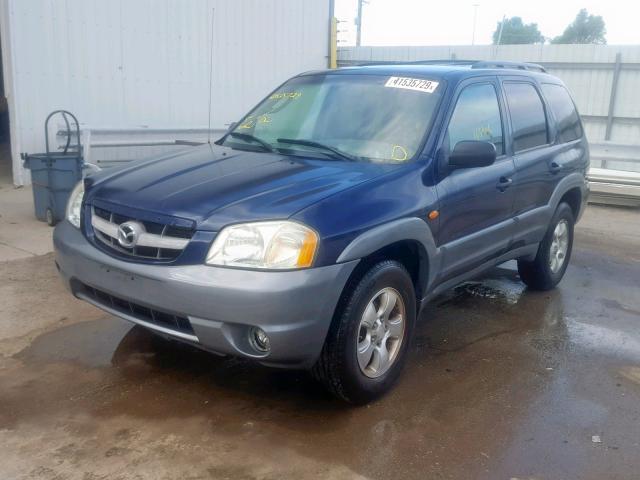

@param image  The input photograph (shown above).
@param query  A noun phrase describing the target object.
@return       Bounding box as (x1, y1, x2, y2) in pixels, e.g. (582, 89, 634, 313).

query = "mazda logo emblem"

(117, 221, 144, 248)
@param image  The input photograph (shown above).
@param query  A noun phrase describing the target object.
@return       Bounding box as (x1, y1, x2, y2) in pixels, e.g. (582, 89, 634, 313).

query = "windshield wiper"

(276, 138, 358, 162)
(228, 132, 273, 152)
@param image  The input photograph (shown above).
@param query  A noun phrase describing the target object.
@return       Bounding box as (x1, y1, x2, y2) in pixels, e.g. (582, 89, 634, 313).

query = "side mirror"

(448, 140, 496, 169)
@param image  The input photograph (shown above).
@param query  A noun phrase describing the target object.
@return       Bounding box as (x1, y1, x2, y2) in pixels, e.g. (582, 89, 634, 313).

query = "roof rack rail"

(471, 61, 547, 73)
(357, 59, 479, 67)
(353, 59, 547, 73)
(404, 59, 479, 66)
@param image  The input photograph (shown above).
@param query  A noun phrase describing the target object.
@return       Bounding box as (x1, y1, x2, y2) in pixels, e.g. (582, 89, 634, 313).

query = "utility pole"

(356, 0, 365, 47)
(471, 3, 479, 45)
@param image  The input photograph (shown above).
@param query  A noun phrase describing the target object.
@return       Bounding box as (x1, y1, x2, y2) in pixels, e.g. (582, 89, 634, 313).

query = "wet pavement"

(1, 205, 640, 479)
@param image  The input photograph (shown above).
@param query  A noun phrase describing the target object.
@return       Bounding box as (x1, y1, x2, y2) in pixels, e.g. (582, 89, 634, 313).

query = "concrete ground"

(1, 178, 639, 479)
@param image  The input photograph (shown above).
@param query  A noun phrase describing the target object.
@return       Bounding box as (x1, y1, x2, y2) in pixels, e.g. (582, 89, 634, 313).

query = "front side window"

(542, 83, 583, 143)
(504, 82, 548, 152)
(220, 74, 444, 163)
(446, 83, 504, 155)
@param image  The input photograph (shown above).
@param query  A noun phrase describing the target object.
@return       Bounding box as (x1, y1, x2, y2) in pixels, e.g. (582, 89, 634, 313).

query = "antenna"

(207, 8, 215, 143)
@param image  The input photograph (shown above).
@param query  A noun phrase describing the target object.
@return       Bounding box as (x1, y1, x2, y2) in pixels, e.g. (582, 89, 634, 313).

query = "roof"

(303, 61, 559, 84)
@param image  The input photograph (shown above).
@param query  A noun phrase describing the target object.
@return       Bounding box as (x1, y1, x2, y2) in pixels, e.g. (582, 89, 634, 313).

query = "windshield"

(220, 73, 444, 163)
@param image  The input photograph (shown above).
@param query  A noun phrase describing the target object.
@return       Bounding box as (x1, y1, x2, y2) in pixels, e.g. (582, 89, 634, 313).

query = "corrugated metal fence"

(1, 0, 330, 185)
(338, 45, 640, 148)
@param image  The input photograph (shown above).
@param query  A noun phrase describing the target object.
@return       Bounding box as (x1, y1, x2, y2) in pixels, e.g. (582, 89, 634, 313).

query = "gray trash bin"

(22, 110, 83, 226)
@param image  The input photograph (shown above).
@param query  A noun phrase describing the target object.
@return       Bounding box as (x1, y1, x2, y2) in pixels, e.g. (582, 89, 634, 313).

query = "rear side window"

(447, 83, 504, 155)
(504, 82, 548, 152)
(542, 83, 583, 143)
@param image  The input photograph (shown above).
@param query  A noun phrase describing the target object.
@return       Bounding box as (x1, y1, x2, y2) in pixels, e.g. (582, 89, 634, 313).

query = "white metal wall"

(1, 0, 331, 185)
(338, 45, 640, 147)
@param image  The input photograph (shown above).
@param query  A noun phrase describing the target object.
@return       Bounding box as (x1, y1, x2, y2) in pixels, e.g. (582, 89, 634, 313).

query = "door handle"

(496, 176, 513, 191)
(549, 161, 562, 174)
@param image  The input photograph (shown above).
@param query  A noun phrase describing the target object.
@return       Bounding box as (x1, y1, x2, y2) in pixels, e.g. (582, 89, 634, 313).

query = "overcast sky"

(335, 0, 640, 46)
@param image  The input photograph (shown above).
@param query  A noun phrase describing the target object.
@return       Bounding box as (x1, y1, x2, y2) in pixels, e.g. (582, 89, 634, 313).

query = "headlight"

(65, 181, 84, 228)
(206, 221, 318, 269)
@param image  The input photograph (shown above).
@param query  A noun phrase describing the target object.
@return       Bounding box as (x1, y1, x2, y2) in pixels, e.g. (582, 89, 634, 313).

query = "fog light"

(250, 327, 270, 353)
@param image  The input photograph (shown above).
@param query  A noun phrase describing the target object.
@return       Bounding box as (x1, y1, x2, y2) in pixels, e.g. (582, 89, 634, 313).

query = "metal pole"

(207, 8, 215, 143)
(472, 4, 479, 45)
(605, 52, 622, 142)
(356, 0, 364, 47)
(82, 129, 92, 166)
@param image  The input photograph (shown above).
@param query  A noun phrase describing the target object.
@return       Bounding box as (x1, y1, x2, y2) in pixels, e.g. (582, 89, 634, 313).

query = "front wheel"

(312, 260, 416, 404)
(517, 202, 575, 291)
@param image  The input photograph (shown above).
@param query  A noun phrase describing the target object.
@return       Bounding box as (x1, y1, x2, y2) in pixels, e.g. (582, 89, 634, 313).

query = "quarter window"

(542, 83, 583, 143)
(504, 82, 548, 152)
(447, 83, 504, 155)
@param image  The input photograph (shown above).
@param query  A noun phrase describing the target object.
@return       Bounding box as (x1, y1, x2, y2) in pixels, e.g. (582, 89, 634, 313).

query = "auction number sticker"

(384, 77, 439, 93)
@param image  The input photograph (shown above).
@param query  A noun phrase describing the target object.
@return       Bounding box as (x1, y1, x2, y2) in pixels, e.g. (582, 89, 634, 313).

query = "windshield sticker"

(269, 91, 302, 100)
(384, 77, 439, 93)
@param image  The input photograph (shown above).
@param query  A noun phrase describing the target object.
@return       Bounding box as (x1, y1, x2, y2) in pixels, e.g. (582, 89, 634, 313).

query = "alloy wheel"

(356, 287, 406, 378)
(549, 219, 569, 273)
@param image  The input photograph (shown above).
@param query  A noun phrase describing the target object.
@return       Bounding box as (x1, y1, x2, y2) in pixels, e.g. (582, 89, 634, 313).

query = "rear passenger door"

(502, 80, 555, 218)
(503, 79, 585, 247)
(435, 78, 515, 281)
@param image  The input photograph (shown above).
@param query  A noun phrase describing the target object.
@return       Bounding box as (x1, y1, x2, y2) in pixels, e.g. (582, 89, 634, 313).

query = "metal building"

(0, 0, 333, 186)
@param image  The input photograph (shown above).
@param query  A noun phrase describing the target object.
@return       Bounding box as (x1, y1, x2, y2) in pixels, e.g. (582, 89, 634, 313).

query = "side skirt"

(420, 243, 539, 306)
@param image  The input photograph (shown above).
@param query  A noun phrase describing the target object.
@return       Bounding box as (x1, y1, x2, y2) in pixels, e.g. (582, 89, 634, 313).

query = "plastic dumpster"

(22, 110, 83, 226)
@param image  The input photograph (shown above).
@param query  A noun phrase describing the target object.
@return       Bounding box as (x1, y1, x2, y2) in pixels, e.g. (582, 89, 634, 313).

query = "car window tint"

(447, 83, 503, 155)
(504, 82, 548, 152)
(542, 83, 583, 143)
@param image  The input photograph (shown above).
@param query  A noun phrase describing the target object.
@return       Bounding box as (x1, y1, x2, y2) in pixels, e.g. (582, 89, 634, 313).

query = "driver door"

(435, 79, 516, 282)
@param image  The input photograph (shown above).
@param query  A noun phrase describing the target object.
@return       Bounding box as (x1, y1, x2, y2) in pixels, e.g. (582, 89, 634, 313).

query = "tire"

(517, 202, 574, 291)
(45, 208, 57, 227)
(312, 260, 416, 404)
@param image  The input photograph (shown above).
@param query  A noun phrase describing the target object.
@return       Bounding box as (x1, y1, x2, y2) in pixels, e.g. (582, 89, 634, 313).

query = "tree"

(492, 17, 544, 45)
(552, 9, 606, 44)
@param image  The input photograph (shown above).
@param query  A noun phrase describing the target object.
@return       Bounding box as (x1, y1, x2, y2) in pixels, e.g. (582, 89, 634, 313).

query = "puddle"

(618, 366, 640, 385)
(16, 317, 132, 368)
(437, 264, 527, 306)
(455, 277, 526, 305)
(566, 316, 640, 359)
(601, 298, 640, 318)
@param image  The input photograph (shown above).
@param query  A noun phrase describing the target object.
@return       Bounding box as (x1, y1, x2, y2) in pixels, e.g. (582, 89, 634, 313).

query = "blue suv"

(54, 61, 589, 403)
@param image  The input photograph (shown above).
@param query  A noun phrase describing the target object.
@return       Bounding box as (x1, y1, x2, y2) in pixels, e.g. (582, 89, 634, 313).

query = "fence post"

(605, 52, 622, 142)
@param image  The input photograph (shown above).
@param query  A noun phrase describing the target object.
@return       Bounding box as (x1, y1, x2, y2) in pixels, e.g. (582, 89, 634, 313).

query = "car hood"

(86, 144, 392, 231)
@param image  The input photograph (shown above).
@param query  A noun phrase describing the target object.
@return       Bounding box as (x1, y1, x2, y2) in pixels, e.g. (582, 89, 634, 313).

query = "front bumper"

(53, 221, 358, 368)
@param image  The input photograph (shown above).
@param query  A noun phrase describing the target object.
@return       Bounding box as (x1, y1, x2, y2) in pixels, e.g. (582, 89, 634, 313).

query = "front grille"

(81, 283, 195, 336)
(91, 206, 193, 261)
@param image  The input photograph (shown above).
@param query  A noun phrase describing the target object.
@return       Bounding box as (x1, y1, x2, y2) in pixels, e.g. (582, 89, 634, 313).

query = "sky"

(335, 0, 640, 46)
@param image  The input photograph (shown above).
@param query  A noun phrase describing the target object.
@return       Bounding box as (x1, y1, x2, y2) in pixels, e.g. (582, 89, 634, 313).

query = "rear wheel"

(518, 202, 574, 291)
(312, 260, 416, 403)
